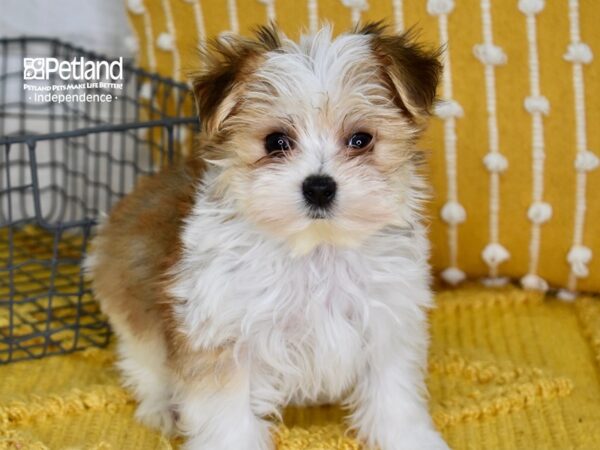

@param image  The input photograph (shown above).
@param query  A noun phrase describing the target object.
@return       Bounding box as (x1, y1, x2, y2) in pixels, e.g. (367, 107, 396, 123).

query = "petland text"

(23, 57, 123, 81)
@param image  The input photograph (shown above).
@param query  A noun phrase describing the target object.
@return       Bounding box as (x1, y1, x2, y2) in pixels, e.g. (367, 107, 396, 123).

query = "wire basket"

(0, 37, 198, 363)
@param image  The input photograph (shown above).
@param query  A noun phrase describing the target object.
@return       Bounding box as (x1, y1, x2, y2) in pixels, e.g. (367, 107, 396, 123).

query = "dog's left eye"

(348, 133, 373, 149)
(265, 133, 292, 155)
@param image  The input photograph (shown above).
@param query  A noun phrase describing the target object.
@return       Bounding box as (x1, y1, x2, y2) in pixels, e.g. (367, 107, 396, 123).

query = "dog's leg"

(175, 354, 274, 450)
(346, 311, 449, 450)
(115, 332, 175, 434)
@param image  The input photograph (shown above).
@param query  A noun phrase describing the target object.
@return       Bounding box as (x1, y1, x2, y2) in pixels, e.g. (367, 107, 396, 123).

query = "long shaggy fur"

(87, 23, 447, 450)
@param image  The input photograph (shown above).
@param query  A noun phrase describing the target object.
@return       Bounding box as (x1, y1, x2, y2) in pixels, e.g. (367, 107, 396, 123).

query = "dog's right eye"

(265, 133, 292, 155)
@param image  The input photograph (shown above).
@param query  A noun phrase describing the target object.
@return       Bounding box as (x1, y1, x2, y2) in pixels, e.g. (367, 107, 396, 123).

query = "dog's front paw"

(386, 426, 449, 450)
(183, 432, 274, 450)
(182, 417, 274, 450)
(134, 399, 176, 435)
(361, 424, 449, 450)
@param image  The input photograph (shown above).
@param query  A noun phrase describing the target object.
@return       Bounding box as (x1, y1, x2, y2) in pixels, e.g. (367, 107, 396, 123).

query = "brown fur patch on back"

(89, 157, 204, 339)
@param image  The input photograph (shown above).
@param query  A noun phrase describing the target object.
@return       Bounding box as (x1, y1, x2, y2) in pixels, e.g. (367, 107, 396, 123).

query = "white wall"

(0, 0, 134, 57)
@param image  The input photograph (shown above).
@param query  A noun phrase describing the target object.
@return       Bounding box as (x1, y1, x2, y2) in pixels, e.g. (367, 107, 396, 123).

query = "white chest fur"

(169, 195, 432, 412)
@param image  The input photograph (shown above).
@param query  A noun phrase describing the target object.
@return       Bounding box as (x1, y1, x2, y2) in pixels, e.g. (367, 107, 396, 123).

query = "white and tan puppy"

(87, 23, 447, 450)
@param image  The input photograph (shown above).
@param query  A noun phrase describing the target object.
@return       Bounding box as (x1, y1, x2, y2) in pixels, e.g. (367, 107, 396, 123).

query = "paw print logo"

(23, 58, 45, 80)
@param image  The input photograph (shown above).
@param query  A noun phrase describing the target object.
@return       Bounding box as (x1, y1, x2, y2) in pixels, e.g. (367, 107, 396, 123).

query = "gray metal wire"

(0, 37, 198, 363)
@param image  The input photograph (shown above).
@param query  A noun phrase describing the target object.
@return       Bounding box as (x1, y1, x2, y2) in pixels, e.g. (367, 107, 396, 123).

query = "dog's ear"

(358, 22, 442, 124)
(191, 24, 282, 134)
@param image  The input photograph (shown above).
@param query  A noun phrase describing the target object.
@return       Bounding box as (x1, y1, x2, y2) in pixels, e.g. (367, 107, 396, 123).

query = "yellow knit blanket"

(1, 286, 600, 449)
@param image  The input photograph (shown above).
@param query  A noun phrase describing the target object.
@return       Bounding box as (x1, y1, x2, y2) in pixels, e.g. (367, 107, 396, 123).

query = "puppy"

(87, 23, 447, 450)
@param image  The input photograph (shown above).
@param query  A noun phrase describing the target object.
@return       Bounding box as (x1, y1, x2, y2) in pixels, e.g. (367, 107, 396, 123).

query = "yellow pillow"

(125, 0, 599, 294)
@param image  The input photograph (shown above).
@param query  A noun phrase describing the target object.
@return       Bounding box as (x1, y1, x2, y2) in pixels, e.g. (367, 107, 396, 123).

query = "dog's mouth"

(307, 208, 331, 220)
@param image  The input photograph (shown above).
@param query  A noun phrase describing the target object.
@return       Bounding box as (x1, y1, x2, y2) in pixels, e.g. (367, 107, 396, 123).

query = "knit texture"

(1, 286, 599, 449)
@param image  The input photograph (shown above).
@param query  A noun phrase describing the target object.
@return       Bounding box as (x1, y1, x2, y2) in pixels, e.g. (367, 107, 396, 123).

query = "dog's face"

(193, 24, 441, 253)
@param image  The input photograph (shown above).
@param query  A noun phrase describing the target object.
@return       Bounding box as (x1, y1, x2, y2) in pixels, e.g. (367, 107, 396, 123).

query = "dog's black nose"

(302, 174, 337, 209)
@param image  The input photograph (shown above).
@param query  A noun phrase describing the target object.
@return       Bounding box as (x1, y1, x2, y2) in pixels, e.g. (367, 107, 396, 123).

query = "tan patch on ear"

(191, 23, 283, 135)
(359, 22, 442, 124)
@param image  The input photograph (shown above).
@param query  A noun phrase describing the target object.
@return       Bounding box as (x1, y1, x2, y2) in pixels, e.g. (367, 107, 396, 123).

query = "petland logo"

(23, 57, 123, 81)
(23, 57, 123, 104)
